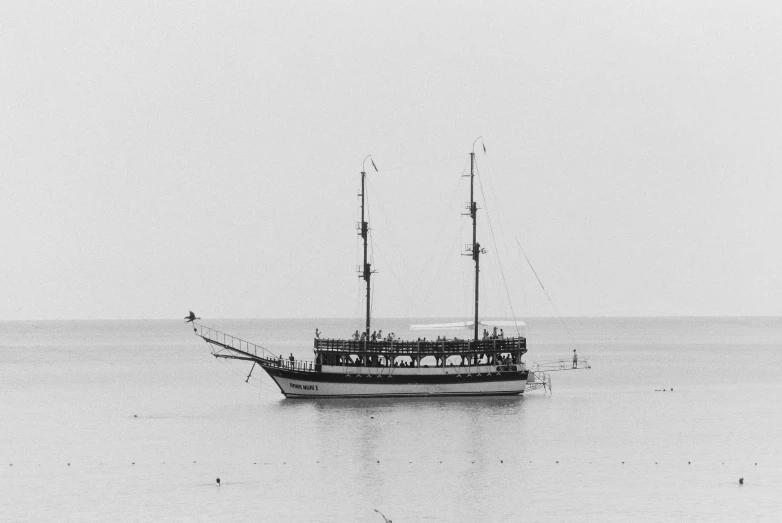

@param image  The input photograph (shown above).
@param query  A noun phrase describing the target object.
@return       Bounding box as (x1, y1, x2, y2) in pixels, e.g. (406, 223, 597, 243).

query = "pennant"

(371, 159, 378, 172)
(482, 143, 486, 153)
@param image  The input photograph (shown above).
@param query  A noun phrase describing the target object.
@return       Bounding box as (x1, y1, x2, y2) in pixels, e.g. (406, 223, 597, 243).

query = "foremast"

(464, 140, 483, 342)
(358, 156, 377, 338)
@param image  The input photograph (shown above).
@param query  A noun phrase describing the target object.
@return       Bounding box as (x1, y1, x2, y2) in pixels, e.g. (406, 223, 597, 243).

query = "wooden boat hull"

(260, 365, 528, 398)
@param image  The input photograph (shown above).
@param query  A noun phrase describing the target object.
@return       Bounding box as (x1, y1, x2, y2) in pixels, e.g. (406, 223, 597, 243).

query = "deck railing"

(314, 337, 526, 354)
(194, 323, 319, 372)
(194, 323, 274, 359)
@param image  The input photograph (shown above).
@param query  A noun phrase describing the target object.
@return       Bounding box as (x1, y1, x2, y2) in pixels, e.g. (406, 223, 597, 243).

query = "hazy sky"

(2, 1, 781, 320)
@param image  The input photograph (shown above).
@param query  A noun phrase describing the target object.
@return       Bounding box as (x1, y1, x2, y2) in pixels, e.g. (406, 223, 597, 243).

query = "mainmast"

(469, 151, 480, 341)
(359, 170, 371, 336)
(358, 156, 377, 337)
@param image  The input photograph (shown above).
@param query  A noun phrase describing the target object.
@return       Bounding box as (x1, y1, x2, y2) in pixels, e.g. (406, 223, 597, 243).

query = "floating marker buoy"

(739, 478, 744, 485)
(68, 463, 70, 466)
(622, 462, 625, 464)
(556, 461, 559, 464)
(132, 462, 135, 465)
(501, 461, 503, 463)
(688, 462, 691, 465)
(377, 460, 380, 463)
(371, 416, 374, 419)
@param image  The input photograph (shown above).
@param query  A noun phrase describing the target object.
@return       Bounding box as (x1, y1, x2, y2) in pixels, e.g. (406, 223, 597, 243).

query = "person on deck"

(572, 349, 578, 369)
(499, 329, 504, 339)
(315, 328, 320, 339)
(289, 353, 295, 365)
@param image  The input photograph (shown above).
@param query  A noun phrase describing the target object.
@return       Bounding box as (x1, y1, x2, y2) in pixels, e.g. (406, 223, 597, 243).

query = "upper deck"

(314, 336, 526, 355)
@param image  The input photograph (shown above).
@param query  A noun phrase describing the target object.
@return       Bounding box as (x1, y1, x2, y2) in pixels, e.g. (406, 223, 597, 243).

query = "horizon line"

(2, 314, 782, 322)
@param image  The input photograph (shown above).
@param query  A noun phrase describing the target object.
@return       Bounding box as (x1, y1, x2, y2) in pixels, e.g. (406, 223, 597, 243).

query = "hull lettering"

(289, 382, 318, 391)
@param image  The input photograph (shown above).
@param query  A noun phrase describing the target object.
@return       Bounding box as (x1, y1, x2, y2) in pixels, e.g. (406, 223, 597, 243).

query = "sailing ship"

(191, 144, 530, 397)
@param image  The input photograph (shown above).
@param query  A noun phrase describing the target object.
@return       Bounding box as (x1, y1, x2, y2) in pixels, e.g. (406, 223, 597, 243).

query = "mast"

(359, 169, 371, 337)
(469, 152, 480, 341)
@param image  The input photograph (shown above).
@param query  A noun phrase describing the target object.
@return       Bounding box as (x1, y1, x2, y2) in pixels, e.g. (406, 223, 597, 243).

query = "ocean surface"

(2, 317, 781, 522)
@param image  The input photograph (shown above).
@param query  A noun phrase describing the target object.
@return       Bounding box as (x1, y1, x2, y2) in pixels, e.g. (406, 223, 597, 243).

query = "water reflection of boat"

(192, 142, 529, 397)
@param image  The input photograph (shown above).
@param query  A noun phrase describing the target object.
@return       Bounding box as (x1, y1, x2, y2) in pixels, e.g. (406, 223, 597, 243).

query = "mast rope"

(412, 226, 464, 320)
(263, 232, 336, 307)
(371, 238, 416, 310)
(365, 177, 428, 292)
(514, 237, 578, 348)
(403, 172, 465, 319)
(474, 159, 522, 337)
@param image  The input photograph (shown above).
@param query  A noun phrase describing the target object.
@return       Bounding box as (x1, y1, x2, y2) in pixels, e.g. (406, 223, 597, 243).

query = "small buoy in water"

(755, 463, 757, 466)
(68, 463, 70, 466)
(216, 478, 221, 486)
(688, 461, 691, 465)
(556, 461, 559, 464)
(671, 388, 674, 391)
(622, 461, 625, 464)
(377, 460, 380, 463)
(409, 461, 412, 464)
(500, 460, 503, 463)
(371, 416, 374, 419)
(739, 478, 744, 485)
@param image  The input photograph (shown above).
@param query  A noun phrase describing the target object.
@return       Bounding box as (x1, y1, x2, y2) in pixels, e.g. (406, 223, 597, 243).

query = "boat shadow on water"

(269, 394, 544, 414)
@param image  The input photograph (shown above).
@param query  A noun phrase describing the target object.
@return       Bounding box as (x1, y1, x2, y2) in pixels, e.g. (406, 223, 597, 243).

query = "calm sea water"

(2, 317, 781, 522)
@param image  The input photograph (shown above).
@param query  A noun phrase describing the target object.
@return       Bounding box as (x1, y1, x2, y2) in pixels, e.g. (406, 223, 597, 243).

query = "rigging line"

(409, 225, 463, 320)
(266, 232, 335, 304)
(364, 177, 426, 291)
(474, 160, 522, 337)
(416, 171, 465, 283)
(514, 237, 577, 346)
(474, 143, 522, 307)
(371, 238, 416, 312)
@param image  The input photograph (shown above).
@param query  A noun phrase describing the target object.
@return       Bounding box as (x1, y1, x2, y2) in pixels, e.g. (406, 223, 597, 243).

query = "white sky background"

(2, 1, 781, 320)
